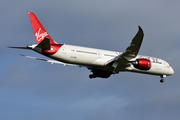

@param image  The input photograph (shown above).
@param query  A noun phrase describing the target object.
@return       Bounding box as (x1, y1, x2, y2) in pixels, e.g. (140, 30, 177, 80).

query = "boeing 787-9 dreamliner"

(9, 12, 174, 83)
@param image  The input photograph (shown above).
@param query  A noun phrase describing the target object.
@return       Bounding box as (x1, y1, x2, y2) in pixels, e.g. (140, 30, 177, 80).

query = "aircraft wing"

(121, 26, 144, 58)
(20, 54, 78, 66)
(106, 26, 144, 68)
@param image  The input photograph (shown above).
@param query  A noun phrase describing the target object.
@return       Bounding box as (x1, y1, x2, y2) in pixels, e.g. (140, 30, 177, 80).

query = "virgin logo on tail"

(35, 28, 48, 42)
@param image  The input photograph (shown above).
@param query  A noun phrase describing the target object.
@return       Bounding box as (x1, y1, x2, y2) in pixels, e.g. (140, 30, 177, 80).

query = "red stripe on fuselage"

(42, 44, 63, 55)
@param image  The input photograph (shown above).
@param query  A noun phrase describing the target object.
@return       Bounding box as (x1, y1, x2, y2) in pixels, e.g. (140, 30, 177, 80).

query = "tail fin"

(27, 12, 56, 44)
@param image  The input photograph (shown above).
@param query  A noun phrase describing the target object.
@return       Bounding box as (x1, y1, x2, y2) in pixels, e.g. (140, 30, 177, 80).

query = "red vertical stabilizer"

(27, 12, 56, 44)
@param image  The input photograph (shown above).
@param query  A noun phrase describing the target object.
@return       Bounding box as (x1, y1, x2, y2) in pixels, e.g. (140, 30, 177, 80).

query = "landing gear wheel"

(160, 79, 164, 83)
(89, 74, 94, 79)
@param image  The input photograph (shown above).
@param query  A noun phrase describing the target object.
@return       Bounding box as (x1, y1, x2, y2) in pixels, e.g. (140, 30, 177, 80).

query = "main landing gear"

(160, 75, 166, 83)
(89, 74, 95, 79)
(88, 69, 114, 79)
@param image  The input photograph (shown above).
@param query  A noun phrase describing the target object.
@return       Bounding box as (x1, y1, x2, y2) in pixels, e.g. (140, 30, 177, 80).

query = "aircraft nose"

(170, 67, 174, 75)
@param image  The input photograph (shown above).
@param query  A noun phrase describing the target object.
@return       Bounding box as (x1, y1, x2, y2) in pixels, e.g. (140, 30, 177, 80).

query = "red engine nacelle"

(132, 58, 151, 70)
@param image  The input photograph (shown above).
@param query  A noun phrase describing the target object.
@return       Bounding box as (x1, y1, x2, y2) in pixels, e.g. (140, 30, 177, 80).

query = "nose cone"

(169, 67, 174, 75)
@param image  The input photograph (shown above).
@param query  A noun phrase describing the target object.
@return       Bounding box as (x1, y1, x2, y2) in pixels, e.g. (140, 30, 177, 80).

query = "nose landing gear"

(160, 75, 166, 83)
(160, 79, 164, 83)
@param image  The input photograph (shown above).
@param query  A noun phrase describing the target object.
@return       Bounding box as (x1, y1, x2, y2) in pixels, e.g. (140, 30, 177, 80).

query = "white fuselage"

(33, 44, 174, 76)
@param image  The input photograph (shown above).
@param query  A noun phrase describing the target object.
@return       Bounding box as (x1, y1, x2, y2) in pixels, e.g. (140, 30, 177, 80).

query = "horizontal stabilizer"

(36, 38, 50, 50)
(8, 46, 31, 50)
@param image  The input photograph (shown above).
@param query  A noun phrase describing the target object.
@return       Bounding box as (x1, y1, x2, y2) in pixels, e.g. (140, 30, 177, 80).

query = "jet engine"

(132, 58, 151, 70)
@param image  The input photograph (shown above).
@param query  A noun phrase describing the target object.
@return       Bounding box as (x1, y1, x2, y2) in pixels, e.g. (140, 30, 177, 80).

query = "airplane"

(9, 12, 174, 83)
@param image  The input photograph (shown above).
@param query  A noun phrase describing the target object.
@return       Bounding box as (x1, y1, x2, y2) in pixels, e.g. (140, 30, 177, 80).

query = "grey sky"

(1, 0, 180, 120)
